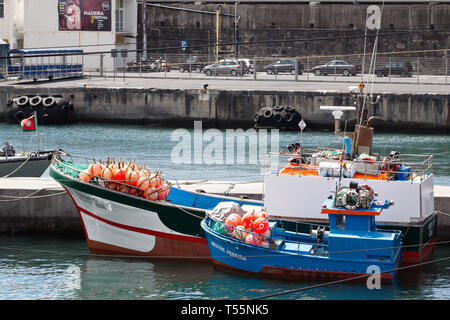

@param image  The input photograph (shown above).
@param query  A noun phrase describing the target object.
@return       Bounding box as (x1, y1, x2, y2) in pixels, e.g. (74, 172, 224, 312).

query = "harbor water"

(0, 122, 449, 300)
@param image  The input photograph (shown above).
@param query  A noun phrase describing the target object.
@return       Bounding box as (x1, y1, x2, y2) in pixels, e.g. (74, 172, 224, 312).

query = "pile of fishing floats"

(213, 210, 271, 247)
(78, 158, 171, 201)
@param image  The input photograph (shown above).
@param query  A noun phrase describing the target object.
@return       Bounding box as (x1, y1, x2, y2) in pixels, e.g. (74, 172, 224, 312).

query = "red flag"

(21, 114, 37, 132)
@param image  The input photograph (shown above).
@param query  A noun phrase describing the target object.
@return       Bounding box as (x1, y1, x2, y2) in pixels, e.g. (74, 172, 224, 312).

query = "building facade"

(0, 0, 137, 69)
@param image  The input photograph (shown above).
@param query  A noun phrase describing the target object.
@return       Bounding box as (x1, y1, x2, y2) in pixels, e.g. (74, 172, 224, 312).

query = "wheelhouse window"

(336, 215, 346, 230)
(115, 0, 124, 32)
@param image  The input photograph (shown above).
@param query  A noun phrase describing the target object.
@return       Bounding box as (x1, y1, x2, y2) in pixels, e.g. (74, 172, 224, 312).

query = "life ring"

(283, 112, 294, 122)
(29, 96, 42, 107)
(42, 96, 55, 107)
(273, 112, 283, 123)
(284, 106, 294, 112)
(274, 106, 283, 112)
(14, 111, 26, 121)
(263, 108, 273, 118)
(16, 96, 29, 106)
(342, 190, 360, 210)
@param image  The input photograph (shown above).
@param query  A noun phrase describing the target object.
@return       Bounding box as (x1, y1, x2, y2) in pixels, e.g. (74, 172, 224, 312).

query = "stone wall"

(143, 3, 450, 58)
(1, 86, 448, 132)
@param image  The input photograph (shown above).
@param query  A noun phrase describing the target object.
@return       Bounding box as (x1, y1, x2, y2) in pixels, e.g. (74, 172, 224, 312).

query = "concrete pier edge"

(0, 178, 448, 241)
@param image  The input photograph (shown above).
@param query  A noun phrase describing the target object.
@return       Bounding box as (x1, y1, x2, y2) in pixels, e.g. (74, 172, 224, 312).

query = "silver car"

(202, 61, 248, 76)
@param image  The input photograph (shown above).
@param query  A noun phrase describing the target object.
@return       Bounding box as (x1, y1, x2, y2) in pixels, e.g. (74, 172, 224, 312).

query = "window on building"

(0, 0, 4, 19)
(115, 0, 124, 32)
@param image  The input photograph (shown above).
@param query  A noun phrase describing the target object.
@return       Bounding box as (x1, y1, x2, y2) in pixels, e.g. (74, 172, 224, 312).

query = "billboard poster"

(58, 0, 111, 31)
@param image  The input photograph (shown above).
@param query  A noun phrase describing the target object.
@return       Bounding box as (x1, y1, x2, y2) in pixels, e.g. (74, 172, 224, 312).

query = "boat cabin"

(320, 187, 402, 261)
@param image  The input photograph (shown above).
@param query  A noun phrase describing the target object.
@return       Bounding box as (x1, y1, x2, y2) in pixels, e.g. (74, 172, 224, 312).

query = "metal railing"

(51, 154, 171, 202)
(264, 150, 433, 182)
(1, 48, 449, 84)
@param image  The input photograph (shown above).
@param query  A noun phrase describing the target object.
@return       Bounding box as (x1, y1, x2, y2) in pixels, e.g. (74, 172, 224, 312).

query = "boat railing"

(264, 151, 433, 182)
(2, 133, 46, 156)
(205, 216, 329, 255)
(51, 153, 170, 202)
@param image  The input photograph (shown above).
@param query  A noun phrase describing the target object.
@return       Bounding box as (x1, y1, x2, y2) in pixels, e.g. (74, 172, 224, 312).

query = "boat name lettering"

(210, 241, 247, 261)
(226, 249, 247, 262)
(210, 241, 225, 253)
(77, 192, 111, 211)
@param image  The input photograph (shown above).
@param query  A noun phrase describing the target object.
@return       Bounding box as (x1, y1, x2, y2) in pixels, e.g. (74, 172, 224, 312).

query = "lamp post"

(216, 5, 221, 62)
(298, 118, 306, 159)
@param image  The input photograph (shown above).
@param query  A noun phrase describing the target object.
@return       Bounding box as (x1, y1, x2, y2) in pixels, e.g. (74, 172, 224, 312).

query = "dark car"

(312, 60, 358, 76)
(126, 58, 158, 72)
(264, 59, 303, 75)
(202, 61, 249, 76)
(178, 56, 206, 73)
(375, 62, 413, 77)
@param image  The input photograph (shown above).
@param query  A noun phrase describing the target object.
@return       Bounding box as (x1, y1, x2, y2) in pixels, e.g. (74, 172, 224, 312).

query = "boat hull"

(51, 167, 210, 260)
(202, 221, 401, 282)
(50, 165, 436, 264)
(0, 153, 51, 177)
(278, 214, 437, 266)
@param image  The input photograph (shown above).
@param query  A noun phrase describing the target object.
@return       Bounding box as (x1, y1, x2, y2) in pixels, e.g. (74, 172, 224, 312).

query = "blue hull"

(201, 220, 402, 282)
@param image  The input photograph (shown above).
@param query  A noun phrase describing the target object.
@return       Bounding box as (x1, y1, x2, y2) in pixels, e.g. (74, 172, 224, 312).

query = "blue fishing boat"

(201, 182, 403, 282)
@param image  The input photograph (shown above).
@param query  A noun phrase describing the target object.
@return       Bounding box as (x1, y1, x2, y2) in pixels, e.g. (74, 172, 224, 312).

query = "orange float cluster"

(78, 158, 171, 201)
(223, 210, 271, 247)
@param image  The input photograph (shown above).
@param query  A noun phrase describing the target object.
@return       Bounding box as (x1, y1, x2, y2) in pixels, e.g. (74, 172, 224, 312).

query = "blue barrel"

(396, 165, 411, 180)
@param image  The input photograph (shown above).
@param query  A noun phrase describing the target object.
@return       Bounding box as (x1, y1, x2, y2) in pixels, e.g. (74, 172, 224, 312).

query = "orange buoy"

(245, 233, 261, 246)
(242, 211, 256, 229)
(128, 187, 139, 196)
(146, 187, 158, 201)
(118, 184, 129, 193)
(156, 186, 166, 200)
(101, 165, 113, 180)
(148, 174, 158, 188)
(79, 169, 92, 183)
(125, 169, 139, 186)
(225, 214, 242, 228)
(254, 211, 267, 220)
(88, 159, 104, 177)
(112, 168, 126, 184)
(252, 217, 269, 234)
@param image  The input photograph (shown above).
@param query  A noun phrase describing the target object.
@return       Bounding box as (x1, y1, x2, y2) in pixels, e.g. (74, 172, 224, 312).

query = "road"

(1, 70, 449, 95)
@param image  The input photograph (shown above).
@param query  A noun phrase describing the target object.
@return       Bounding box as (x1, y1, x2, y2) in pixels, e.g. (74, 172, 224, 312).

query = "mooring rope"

(0, 188, 66, 202)
(1, 155, 32, 178)
(250, 255, 450, 300)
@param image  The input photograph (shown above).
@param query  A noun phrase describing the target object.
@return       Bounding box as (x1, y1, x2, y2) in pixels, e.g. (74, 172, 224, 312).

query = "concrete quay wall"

(0, 85, 449, 131)
(0, 178, 449, 241)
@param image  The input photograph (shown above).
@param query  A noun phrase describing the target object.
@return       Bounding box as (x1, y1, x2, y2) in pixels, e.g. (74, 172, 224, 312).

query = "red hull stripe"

(63, 186, 206, 245)
(78, 207, 206, 244)
(402, 237, 436, 263)
(262, 265, 394, 279)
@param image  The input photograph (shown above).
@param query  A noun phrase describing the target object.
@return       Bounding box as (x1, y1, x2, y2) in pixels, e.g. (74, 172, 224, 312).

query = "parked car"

(218, 58, 253, 74)
(263, 59, 303, 75)
(375, 61, 413, 77)
(202, 61, 249, 76)
(238, 58, 254, 74)
(312, 60, 358, 76)
(126, 58, 158, 72)
(178, 56, 206, 73)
